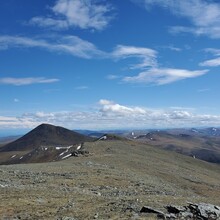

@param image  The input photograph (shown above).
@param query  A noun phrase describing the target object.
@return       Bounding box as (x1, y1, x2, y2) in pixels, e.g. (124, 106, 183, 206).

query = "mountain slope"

(0, 123, 94, 152)
(0, 124, 94, 164)
(0, 139, 219, 219)
(129, 130, 220, 164)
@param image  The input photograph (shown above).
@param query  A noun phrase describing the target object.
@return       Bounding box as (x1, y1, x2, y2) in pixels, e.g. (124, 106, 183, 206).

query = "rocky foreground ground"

(0, 140, 220, 219)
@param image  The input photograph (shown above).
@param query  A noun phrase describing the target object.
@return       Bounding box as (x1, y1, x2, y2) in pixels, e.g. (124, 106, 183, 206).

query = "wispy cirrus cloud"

(0, 77, 59, 86)
(112, 45, 158, 69)
(1, 99, 220, 130)
(0, 35, 105, 59)
(110, 45, 208, 85)
(0, 36, 209, 85)
(200, 48, 220, 67)
(200, 57, 220, 67)
(123, 68, 209, 85)
(132, 0, 220, 38)
(162, 45, 182, 52)
(30, 0, 114, 31)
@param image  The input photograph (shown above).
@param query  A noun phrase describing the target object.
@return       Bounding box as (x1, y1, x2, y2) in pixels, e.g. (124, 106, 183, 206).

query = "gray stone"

(197, 203, 220, 220)
(166, 205, 186, 214)
(140, 206, 165, 218)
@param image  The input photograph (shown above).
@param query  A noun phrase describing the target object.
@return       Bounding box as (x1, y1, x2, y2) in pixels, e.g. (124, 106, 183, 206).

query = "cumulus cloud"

(1, 99, 220, 130)
(99, 99, 146, 116)
(133, 0, 220, 38)
(30, 0, 113, 31)
(0, 35, 105, 59)
(123, 68, 209, 85)
(0, 77, 59, 86)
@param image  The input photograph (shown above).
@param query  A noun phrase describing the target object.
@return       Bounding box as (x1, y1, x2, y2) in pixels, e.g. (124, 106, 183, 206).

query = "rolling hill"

(128, 129, 220, 164)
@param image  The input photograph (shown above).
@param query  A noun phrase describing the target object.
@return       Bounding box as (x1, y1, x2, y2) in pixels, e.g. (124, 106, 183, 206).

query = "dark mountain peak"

(30, 123, 69, 134)
(0, 124, 94, 152)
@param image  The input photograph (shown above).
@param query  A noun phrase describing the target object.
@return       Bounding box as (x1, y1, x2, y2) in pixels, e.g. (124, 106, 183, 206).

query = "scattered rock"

(93, 213, 99, 219)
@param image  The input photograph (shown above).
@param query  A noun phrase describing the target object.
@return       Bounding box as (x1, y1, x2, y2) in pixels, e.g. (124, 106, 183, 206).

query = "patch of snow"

(45, 147, 48, 150)
(59, 149, 69, 157)
(62, 154, 72, 160)
(0, 184, 8, 188)
(76, 144, 82, 150)
(131, 132, 134, 136)
(11, 155, 16, 158)
(20, 156, 23, 160)
(212, 127, 217, 132)
(99, 135, 107, 141)
(56, 146, 73, 150)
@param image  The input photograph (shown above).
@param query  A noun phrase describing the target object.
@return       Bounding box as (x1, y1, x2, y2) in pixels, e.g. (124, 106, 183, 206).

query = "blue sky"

(1, 0, 220, 134)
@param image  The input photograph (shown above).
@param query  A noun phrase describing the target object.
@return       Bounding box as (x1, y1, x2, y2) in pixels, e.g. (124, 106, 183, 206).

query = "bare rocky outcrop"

(140, 203, 220, 219)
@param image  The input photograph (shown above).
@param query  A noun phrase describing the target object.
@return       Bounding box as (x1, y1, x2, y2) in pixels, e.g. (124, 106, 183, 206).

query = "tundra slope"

(0, 138, 220, 219)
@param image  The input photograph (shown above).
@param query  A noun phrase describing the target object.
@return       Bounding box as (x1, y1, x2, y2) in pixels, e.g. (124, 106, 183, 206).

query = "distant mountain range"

(126, 127, 220, 164)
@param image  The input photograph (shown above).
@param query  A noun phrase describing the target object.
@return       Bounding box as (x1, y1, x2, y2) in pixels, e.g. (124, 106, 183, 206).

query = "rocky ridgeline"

(140, 202, 220, 219)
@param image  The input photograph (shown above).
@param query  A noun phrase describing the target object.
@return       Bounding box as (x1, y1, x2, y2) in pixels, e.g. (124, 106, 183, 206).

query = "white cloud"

(110, 44, 208, 85)
(30, 17, 68, 30)
(99, 99, 146, 116)
(200, 57, 220, 67)
(0, 77, 59, 86)
(134, 0, 220, 38)
(163, 45, 182, 52)
(200, 48, 220, 67)
(30, 0, 113, 31)
(0, 35, 105, 59)
(112, 45, 157, 69)
(1, 99, 220, 130)
(123, 68, 208, 85)
(0, 36, 209, 85)
(204, 48, 220, 56)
